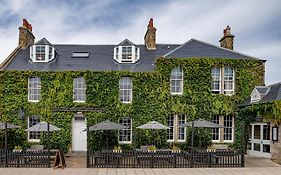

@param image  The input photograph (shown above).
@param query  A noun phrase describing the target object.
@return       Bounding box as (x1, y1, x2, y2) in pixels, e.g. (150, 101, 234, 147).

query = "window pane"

(171, 68, 183, 94)
(177, 114, 186, 141)
(167, 115, 174, 141)
(119, 77, 132, 103)
(119, 118, 132, 142)
(28, 77, 41, 101)
(224, 67, 234, 94)
(212, 116, 220, 141)
(73, 77, 86, 102)
(223, 115, 233, 141)
(211, 67, 221, 93)
(29, 116, 40, 140)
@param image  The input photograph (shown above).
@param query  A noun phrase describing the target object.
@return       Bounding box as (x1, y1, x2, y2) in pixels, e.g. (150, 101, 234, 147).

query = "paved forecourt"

(1, 167, 281, 175)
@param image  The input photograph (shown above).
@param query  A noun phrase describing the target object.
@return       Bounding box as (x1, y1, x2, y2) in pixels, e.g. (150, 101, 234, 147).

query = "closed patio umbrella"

(180, 118, 224, 150)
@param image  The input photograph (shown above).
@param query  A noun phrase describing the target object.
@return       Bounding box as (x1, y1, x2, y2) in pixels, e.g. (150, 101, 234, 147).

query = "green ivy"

(0, 58, 264, 152)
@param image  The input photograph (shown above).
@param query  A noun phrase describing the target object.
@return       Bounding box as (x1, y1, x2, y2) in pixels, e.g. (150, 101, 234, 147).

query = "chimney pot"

(219, 25, 234, 50)
(144, 18, 156, 50)
(19, 19, 35, 48)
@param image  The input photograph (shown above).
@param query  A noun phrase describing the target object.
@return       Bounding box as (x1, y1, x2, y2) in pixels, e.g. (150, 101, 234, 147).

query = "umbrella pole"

(5, 122, 7, 167)
(191, 121, 194, 150)
(106, 131, 109, 150)
(47, 122, 50, 168)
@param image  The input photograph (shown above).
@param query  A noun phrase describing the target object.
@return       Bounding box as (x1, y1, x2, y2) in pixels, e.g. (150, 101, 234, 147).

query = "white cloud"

(0, 0, 281, 84)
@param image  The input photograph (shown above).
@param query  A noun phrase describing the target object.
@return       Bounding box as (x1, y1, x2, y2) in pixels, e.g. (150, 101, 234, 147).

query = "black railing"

(0, 149, 53, 168)
(87, 149, 244, 168)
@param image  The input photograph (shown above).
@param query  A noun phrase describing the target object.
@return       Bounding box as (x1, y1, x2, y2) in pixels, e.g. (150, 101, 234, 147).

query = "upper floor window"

(119, 77, 132, 103)
(119, 118, 132, 144)
(73, 77, 86, 102)
(28, 116, 41, 142)
(211, 67, 234, 95)
(29, 38, 56, 63)
(212, 115, 234, 143)
(170, 68, 183, 95)
(167, 114, 186, 142)
(28, 76, 41, 102)
(114, 39, 140, 63)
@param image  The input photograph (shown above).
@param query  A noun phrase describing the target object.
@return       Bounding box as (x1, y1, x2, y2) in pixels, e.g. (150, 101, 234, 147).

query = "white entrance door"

(248, 123, 271, 158)
(72, 117, 87, 151)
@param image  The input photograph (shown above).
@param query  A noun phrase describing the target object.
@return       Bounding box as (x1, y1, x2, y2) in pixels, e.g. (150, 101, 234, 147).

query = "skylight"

(72, 52, 90, 58)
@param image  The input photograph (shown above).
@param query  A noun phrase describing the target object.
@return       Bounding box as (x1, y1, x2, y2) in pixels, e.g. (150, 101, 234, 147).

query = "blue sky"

(0, 0, 281, 84)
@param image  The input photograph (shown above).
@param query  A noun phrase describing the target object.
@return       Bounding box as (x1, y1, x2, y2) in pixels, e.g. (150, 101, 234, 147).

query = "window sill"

(28, 100, 40, 103)
(171, 92, 183, 95)
(73, 101, 86, 103)
(118, 141, 132, 144)
(28, 139, 40, 143)
(121, 101, 132, 104)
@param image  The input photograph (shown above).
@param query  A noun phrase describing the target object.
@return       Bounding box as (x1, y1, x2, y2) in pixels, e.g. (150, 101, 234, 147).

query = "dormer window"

(114, 39, 140, 63)
(250, 86, 269, 103)
(30, 38, 56, 63)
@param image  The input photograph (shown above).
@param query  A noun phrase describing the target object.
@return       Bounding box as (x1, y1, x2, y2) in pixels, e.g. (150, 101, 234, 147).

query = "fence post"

(241, 151, 245, 167)
(5, 150, 8, 167)
(190, 150, 194, 168)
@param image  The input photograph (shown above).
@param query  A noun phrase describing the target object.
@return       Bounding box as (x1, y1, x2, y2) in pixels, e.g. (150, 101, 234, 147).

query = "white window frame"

(223, 67, 235, 95)
(113, 46, 140, 63)
(211, 115, 234, 143)
(170, 68, 183, 95)
(118, 118, 132, 144)
(211, 67, 221, 94)
(211, 67, 235, 95)
(119, 77, 132, 103)
(212, 115, 220, 143)
(27, 116, 40, 142)
(28, 76, 41, 102)
(167, 114, 186, 143)
(30, 45, 55, 62)
(73, 77, 86, 103)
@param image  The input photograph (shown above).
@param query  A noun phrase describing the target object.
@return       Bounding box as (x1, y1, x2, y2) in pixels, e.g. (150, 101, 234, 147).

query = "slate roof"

(163, 39, 263, 61)
(241, 82, 281, 106)
(4, 44, 180, 72)
(3, 38, 264, 72)
(34, 38, 53, 46)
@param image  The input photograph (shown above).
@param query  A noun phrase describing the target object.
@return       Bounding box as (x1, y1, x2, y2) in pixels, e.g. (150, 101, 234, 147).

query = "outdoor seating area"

(87, 148, 244, 168)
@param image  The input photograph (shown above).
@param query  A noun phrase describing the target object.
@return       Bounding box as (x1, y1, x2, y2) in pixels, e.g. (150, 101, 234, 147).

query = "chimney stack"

(144, 18, 156, 50)
(219, 26, 234, 50)
(18, 19, 35, 48)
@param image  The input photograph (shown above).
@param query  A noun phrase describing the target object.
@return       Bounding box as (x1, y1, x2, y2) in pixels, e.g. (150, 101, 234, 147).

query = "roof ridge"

(162, 39, 194, 57)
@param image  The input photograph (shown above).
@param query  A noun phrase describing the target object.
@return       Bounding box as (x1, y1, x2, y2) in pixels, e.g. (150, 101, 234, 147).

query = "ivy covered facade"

(0, 19, 265, 153)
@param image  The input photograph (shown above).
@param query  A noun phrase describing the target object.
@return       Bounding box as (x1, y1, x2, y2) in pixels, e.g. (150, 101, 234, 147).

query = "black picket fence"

(0, 149, 52, 168)
(87, 149, 244, 168)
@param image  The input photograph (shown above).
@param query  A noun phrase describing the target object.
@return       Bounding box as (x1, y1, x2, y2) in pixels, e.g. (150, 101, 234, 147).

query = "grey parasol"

(25, 121, 61, 132)
(0, 122, 20, 129)
(180, 118, 224, 150)
(136, 121, 169, 147)
(88, 120, 127, 131)
(137, 121, 170, 130)
(180, 118, 225, 128)
(86, 120, 128, 149)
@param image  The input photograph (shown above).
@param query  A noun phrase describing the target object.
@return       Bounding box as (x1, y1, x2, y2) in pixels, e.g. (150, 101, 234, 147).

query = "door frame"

(248, 122, 271, 158)
(72, 115, 87, 151)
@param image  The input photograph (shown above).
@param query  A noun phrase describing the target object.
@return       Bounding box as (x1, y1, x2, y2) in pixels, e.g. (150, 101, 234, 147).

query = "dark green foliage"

(0, 58, 264, 152)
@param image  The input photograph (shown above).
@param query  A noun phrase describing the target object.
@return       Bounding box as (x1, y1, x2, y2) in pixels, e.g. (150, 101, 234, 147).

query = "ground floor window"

(119, 118, 132, 144)
(167, 114, 186, 142)
(212, 115, 234, 143)
(28, 116, 40, 142)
